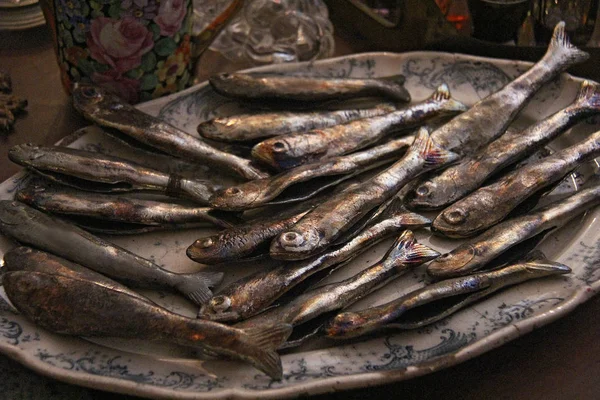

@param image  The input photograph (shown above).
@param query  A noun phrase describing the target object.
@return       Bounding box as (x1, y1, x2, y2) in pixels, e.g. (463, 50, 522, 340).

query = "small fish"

(429, 22, 589, 156)
(198, 209, 431, 322)
(15, 183, 241, 235)
(72, 83, 268, 181)
(2, 249, 291, 379)
(209, 72, 411, 103)
(209, 135, 415, 211)
(197, 103, 397, 143)
(324, 252, 570, 339)
(235, 231, 439, 330)
(251, 84, 466, 170)
(432, 129, 600, 238)
(0, 201, 223, 305)
(408, 79, 600, 210)
(427, 183, 600, 279)
(8, 144, 217, 205)
(270, 127, 458, 260)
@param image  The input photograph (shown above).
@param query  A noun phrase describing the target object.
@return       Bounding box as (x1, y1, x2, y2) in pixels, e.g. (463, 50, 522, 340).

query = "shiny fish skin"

(209, 135, 415, 211)
(432, 129, 600, 238)
(15, 183, 240, 234)
(270, 127, 458, 261)
(209, 72, 411, 103)
(408, 80, 600, 210)
(197, 103, 397, 143)
(2, 263, 291, 379)
(197, 210, 431, 322)
(429, 22, 589, 156)
(71, 83, 268, 180)
(235, 230, 439, 330)
(427, 184, 600, 279)
(251, 84, 467, 170)
(324, 252, 570, 339)
(0, 201, 223, 305)
(8, 144, 217, 205)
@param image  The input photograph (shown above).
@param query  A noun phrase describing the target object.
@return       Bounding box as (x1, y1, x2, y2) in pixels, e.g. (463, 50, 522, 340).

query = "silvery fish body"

(71, 84, 268, 180)
(324, 252, 570, 339)
(198, 210, 431, 322)
(209, 135, 415, 211)
(1, 247, 291, 379)
(427, 183, 600, 279)
(15, 183, 240, 235)
(428, 22, 589, 156)
(235, 231, 439, 330)
(270, 127, 458, 260)
(209, 72, 411, 103)
(0, 201, 223, 305)
(432, 129, 600, 238)
(251, 84, 467, 170)
(8, 144, 216, 205)
(408, 80, 600, 210)
(197, 103, 397, 143)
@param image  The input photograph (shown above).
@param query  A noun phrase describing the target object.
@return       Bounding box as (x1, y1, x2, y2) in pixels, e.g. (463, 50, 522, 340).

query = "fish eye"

(415, 184, 430, 196)
(209, 295, 231, 312)
(280, 231, 304, 247)
(196, 237, 214, 248)
(272, 142, 286, 152)
(226, 187, 242, 195)
(81, 86, 99, 98)
(442, 209, 468, 225)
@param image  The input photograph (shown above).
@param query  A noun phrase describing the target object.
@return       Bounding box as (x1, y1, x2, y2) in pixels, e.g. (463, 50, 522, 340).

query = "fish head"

(323, 311, 369, 339)
(406, 178, 453, 210)
(2, 271, 53, 310)
(197, 295, 241, 322)
(71, 83, 106, 113)
(431, 204, 492, 238)
(426, 245, 477, 280)
(251, 139, 296, 170)
(186, 235, 228, 263)
(209, 184, 262, 210)
(8, 143, 45, 165)
(0, 200, 32, 227)
(269, 227, 322, 260)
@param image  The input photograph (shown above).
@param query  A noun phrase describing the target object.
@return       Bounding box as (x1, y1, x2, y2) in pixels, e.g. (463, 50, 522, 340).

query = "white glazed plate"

(0, 52, 598, 399)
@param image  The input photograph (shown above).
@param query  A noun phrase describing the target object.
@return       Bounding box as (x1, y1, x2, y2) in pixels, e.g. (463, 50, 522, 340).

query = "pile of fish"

(1, 22, 599, 380)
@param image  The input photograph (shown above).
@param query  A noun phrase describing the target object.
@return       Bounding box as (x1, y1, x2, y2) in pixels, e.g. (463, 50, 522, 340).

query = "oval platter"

(0, 51, 598, 399)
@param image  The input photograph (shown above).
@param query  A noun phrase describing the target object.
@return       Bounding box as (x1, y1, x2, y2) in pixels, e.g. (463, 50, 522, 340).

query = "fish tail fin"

(175, 271, 224, 305)
(408, 126, 460, 170)
(384, 230, 440, 268)
(573, 79, 600, 110)
(178, 178, 215, 205)
(378, 74, 411, 103)
(428, 84, 469, 113)
(240, 323, 293, 379)
(545, 21, 589, 68)
(521, 250, 572, 275)
(397, 210, 432, 228)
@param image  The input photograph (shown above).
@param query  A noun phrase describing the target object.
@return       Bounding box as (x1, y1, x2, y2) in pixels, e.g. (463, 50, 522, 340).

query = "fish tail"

(397, 210, 432, 228)
(428, 84, 469, 113)
(573, 80, 600, 110)
(175, 271, 224, 305)
(545, 21, 589, 69)
(178, 178, 215, 205)
(239, 323, 293, 379)
(521, 250, 572, 274)
(384, 230, 440, 267)
(409, 127, 460, 169)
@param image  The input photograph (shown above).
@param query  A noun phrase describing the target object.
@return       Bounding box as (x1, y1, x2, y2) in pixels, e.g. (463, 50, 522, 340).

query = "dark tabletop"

(0, 24, 599, 400)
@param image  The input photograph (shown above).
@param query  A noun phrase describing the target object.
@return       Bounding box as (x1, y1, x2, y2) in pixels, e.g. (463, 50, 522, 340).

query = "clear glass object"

(194, 0, 335, 65)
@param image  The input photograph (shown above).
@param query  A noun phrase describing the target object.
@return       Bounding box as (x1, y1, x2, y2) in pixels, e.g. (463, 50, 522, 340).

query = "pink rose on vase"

(153, 0, 187, 37)
(92, 70, 141, 104)
(87, 16, 154, 74)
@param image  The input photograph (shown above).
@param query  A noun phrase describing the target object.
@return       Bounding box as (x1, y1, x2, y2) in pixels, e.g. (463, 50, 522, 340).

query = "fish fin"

(178, 179, 214, 205)
(396, 210, 432, 227)
(573, 80, 600, 110)
(241, 323, 293, 379)
(520, 251, 571, 274)
(176, 271, 224, 305)
(409, 127, 460, 170)
(428, 84, 469, 113)
(546, 21, 589, 68)
(384, 230, 440, 268)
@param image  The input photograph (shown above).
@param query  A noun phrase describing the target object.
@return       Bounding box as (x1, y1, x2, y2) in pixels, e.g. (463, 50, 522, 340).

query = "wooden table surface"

(0, 25, 599, 400)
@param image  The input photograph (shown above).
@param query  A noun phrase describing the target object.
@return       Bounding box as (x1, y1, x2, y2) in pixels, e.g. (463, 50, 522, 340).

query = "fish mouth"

(209, 187, 261, 210)
(426, 245, 476, 279)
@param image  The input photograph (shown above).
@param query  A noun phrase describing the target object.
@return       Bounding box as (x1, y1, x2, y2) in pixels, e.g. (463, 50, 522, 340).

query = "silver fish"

(324, 252, 570, 339)
(15, 183, 241, 235)
(251, 84, 466, 170)
(198, 210, 431, 322)
(8, 144, 217, 205)
(2, 247, 291, 379)
(428, 22, 589, 156)
(197, 103, 397, 143)
(0, 201, 223, 304)
(235, 230, 439, 330)
(270, 127, 458, 260)
(432, 129, 600, 238)
(72, 83, 268, 181)
(408, 79, 600, 210)
(209, 135, 416, 211)
(209, 72, 411, 103)
(427, 183, 600, 279)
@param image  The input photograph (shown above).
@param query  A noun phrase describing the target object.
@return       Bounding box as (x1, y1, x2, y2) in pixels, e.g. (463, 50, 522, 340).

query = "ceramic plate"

(0, 52, 598, 399)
